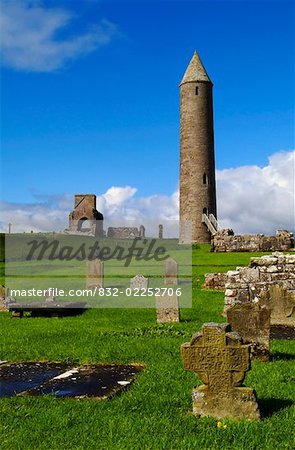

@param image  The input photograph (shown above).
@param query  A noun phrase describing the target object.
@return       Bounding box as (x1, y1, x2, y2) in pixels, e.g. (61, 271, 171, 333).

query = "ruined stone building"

(179, 51, 217, 243)
(65, 194, 104, 237)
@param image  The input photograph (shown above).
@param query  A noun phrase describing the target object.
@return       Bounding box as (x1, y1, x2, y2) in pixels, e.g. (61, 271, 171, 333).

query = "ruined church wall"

(223, 253, 295, 314)
(212, 229, 294, 253)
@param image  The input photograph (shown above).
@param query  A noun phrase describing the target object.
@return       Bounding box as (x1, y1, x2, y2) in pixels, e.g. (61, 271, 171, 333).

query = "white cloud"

(0, 0, 117, 72)
(0, 151, 294, 237)
(216, 150, 295, 234)
(103, 186, 137, 206)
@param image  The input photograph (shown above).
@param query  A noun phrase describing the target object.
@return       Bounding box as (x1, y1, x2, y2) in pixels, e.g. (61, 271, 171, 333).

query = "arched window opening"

(78, 218, 91, 231)
(203, 208, 208, 215)
(203, 173, 208, 184)
(195, 86, 199, 95)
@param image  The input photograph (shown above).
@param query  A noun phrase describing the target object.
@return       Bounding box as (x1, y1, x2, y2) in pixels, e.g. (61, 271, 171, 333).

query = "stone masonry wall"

(179, 78, 217, 244)
(223, 253, 295, 315)
(212, 229, 294, 253)
(203, 272, 228, 290)
(107, 227, 140, 239)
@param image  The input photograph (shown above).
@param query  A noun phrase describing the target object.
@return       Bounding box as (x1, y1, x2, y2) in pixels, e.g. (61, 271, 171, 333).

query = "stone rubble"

(224, 253, 295, 316)
(212, 229, 294, 253)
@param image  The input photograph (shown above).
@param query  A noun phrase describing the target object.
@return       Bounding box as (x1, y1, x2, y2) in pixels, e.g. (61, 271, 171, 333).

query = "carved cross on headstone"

(181, 322, 260, 420)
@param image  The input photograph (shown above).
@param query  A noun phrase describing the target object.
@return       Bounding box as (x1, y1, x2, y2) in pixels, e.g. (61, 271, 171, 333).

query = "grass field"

(0, 243, 294, 450)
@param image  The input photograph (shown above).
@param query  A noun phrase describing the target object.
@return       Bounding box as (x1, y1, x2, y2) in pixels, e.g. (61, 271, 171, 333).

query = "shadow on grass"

(270, 351, 295, 361)
(259, 398, 293, 418)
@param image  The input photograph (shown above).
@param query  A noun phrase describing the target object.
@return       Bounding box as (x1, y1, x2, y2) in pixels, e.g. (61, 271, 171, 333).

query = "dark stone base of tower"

(64, 194, 104, 237)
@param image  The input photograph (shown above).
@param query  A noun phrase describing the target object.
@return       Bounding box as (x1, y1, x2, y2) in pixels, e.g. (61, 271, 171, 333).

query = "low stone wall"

(107, 227, 142, 239)
(223, 253, 295, 315)
(212, 229, 294, 253)
(203, 272, 227, 290)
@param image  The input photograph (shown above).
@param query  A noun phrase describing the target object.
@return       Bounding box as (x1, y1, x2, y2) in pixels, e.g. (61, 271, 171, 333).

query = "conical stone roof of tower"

(180, 51, 211, 85)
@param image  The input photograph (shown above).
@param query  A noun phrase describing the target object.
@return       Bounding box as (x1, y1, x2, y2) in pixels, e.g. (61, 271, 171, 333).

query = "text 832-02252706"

(92, 288, 183, 297)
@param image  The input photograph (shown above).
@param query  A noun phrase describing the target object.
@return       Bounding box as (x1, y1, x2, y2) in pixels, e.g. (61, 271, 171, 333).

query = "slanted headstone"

(260, 285, 295, 322)
(181, 322, 260, 421)
(44, 288, 56, 303)
(130, 275, 149, 290)
(226, 303, 270, 361)
(86, 259, 104, 289)
(164, 258, 178, 285)
(156, 294, 179, 323)
(159, 224, 163, 239)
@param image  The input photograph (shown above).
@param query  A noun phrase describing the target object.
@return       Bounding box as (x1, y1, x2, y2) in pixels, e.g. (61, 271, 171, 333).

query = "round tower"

(179, 51, 217, 243)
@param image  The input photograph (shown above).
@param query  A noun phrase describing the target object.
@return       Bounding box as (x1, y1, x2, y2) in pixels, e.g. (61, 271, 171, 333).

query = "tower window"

(203, 208, 208, 215)
(203, 173, 208, 184)
(195, 86, 199, 95)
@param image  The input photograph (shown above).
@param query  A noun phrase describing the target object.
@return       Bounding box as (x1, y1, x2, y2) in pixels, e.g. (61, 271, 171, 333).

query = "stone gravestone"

(226, 303, 270, 361)
(86, 259, 104, 289)
(164, 258, 178, 285)
(260, 285, 295, 322)
(0, 286, 16, 311)
(130, 275, 149, 290)
(0, 285, 6, 311)
(181, 322, 260, 421)
(44, 288, 56, 303)
(139, 225, 145, 238)
(156, 294, 179, 323)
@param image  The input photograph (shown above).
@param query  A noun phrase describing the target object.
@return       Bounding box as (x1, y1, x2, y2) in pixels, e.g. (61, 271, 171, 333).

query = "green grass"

(0, 244, 294, 449)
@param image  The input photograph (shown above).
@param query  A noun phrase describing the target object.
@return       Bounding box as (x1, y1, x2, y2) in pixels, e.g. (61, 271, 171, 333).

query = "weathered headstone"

(156, 294, 179, 323)
(0, 285, 6, 311)
(139, 225, 145, 238)
(226, 303, 270, 361)
(260, 285, 295, 322)
(130, 275, 149, 290)
(0, 286, 14, 311)
(159, 224, 163, 239)
(164, 258, 178, 285)
(181, 322, 260, 421)
(86, 259, 104, 289)
(44, 288, 56, 303)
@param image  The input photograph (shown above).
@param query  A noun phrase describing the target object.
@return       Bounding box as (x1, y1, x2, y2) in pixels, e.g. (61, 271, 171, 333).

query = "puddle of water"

(0, 362, 69, 397)
(0, 363, 142, 399)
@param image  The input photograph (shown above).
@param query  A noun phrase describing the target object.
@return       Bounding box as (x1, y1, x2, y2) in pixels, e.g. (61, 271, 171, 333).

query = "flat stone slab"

(9, 302, 87, 318)
(270, 324, 295, 340)
(0, 362, 142, 399)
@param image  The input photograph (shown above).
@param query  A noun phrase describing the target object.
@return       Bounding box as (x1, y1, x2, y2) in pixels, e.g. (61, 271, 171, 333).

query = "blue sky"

(0, 0, 294, 235)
